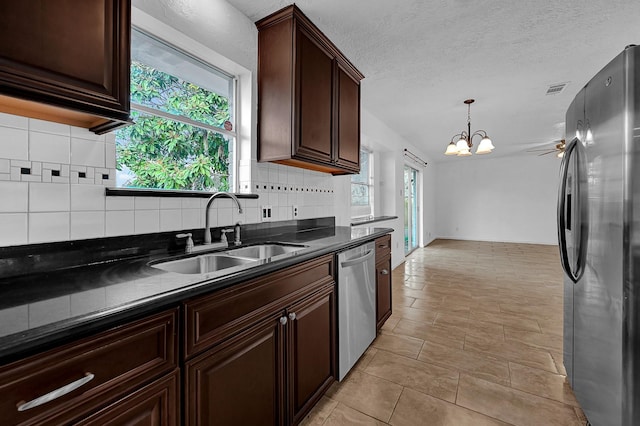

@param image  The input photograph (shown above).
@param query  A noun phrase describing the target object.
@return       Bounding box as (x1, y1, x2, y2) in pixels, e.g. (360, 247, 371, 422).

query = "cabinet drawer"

(184, 254, 334, 358)
(0, 308, 178, 425)
(375, 234, 391, 262)
(75, 370, 179, 426)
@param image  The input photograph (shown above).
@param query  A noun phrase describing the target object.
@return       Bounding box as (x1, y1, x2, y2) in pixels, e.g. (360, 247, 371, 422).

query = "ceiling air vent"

(546, 82, 568, 95)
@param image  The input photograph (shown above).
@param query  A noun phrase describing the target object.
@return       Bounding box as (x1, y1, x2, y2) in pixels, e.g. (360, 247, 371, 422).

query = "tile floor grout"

(301, 239, 586, 426)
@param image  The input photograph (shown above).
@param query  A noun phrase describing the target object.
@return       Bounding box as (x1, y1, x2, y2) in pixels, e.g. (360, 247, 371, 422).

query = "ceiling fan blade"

(527, 148, 556, 152)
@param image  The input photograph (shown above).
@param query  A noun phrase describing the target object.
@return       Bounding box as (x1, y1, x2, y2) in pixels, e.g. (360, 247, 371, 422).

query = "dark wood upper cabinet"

(0, 0, 132, 134)
(335, 62, 361, 171)
(256, 4, 363, 175)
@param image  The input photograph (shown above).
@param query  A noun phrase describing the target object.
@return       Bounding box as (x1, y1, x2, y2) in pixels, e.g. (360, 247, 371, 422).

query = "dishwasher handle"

(340, 249, 375, 268)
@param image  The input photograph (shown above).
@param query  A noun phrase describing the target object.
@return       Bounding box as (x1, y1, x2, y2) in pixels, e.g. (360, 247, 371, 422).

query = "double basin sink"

(150, 243, 307, 275)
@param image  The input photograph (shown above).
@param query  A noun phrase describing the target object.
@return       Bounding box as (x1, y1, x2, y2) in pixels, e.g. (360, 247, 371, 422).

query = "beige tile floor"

(301, 239, 587, 426)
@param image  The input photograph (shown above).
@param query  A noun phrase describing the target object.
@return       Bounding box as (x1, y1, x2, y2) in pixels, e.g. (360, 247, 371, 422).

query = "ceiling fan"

(526, 139, 566, 158)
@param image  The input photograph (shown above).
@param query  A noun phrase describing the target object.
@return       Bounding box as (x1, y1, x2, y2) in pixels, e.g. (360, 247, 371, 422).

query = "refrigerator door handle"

(557, 137, 587, 283)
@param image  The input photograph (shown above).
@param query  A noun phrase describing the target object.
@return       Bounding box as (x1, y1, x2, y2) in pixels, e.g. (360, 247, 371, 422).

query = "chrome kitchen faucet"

(203, 192, 243, 245)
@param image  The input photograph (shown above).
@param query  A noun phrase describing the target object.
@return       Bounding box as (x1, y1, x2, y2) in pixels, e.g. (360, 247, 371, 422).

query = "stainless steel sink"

(224, 244, 307, 259)
(151, 254, 256, 275)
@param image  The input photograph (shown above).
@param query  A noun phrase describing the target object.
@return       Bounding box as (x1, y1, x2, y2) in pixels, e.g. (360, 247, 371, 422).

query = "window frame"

(109, 8, 254, 197)
(114, 27, 238, 194)
(351, 148, 374, 218)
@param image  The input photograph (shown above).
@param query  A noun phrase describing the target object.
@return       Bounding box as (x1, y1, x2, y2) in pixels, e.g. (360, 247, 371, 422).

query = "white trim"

(131, 103, 237, 139)
(130, 7, 254, 192)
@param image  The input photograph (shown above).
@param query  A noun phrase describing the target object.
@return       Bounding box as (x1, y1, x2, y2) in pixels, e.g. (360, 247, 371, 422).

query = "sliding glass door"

(404, 166, 419, 255)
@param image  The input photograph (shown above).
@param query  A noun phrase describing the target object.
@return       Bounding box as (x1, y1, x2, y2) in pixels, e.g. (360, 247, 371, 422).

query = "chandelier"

(444, 99, 495, 156)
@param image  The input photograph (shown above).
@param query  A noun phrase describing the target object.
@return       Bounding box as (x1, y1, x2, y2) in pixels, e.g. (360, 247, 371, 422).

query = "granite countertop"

(0, 225, 393, 363)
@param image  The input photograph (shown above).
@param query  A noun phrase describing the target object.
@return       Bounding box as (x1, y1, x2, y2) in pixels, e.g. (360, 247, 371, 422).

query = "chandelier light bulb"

(476, 136, 494, 154)
(444, 142, 458, 155)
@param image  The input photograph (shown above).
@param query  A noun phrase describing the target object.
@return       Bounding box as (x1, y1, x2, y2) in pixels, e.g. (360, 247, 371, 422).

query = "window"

(115, 29, 236, 192)
(351, 149, 373, 217)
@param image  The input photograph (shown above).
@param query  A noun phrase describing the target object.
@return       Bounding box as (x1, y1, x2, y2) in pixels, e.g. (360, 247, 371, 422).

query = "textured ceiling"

(227, 0, 640, 161)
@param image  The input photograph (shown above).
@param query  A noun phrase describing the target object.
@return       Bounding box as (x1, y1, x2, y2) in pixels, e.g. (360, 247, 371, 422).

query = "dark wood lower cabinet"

(185, 284, 336, 426)
(185, 313, 285, 426)
(182, 254, 336, 425)
(76, 370, 179, 426)
(288, 285, 336, 424)
(376, 256, 392, 330)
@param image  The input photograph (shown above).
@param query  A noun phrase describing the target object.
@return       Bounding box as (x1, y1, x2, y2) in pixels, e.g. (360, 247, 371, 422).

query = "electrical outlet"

(261, 205, 273, 222)
(292, 205, 298, 218)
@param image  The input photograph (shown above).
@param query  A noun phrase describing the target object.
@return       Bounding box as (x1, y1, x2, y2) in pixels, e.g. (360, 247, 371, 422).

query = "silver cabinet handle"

(279, 316, 288, 326)
(381, 269, 389, 275)
(288, 312, 296, 321)
(17, 373, 95, 412)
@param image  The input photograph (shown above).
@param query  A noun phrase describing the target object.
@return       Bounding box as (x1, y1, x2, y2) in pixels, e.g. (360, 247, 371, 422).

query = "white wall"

(336, 109, 436, 269)
(435, 154, 560, 245)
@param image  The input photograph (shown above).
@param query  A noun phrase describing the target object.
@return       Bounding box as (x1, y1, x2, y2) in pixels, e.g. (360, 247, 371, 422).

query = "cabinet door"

(376, 256, 392, 330)
(185, 314, 286, 426)
(0, 309, 177, 426)
(287, 285, 336, 424)
(0, 0, 130, 131)
(76, 370, 179, 426)
(334, 63, 361, 172)
(294, 26, 334, 165)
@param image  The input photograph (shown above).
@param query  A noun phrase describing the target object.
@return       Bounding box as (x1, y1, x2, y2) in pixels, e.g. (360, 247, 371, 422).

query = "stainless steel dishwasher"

(337, 241, 376, 380)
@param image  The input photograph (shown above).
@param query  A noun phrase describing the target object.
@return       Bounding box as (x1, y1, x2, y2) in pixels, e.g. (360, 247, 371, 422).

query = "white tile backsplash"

(71, 138, 105, 167)
(71, 211, 105, 239)
(105, 210, 134, 236)
(134, 209, 160, 233)
(0, 213, 28, 245)
(160, 197, 181, 209)
(105, 142, 116, 168)
(217, 208, 233, 227)
(29, 182, 70, 212)
(0, 126, 29, 160)
(182, 208, 202, 229)
(106, 196, 134, 210)
(135, 196, 160, 210)
(30, 131, 70, 163)
(71, 184, 105, 211)
(160, 209, 182, 232)
(0, 181, 28, 212)
(29, 212, 70, 243)
(29, 118, 70, 136)
(0, 112, 28, 129)
(70, 126, 106, 141)
(0, 114, 336, 248)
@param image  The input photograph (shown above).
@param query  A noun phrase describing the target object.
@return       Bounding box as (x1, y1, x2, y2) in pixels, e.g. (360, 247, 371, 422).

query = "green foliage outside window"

(115, 61, 232, 191)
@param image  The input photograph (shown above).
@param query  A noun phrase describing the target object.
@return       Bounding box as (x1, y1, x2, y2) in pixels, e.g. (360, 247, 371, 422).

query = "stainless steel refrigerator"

(560, 44, 640, 426)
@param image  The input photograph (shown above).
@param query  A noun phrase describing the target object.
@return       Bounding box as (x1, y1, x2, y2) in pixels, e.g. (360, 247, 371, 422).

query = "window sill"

(105, 187, 259, 199)
(350, 215, 398, 226)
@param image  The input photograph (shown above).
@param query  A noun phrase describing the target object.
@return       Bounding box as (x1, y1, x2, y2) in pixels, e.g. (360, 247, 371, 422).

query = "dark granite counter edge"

(350, 215, 398, 226)
(0, 227, 393, 364)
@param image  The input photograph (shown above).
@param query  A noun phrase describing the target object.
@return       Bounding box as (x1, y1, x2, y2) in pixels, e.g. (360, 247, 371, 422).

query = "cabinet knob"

(279, 316, 288, 326)
(288, 312, 296, 321)
(381, 269, 389, 275)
